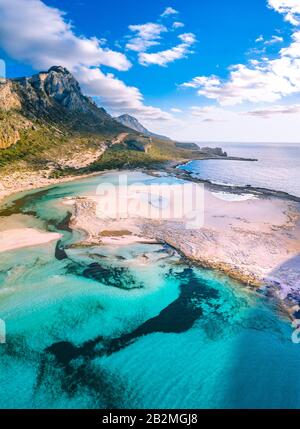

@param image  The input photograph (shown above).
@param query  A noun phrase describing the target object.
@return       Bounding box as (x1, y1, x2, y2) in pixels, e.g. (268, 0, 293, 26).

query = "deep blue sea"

(0, 171, 300, 409)
(179, 143, 300, 197)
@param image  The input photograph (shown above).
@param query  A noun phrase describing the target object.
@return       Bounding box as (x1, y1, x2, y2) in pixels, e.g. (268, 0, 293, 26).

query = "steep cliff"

(0, 66, 127, 141)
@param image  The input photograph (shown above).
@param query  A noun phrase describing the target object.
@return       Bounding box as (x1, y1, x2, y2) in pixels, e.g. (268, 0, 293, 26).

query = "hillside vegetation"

(0, 66, 202, 178)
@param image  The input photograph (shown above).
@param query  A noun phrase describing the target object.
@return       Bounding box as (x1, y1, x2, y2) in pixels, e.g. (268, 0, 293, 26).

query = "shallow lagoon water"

(0, 171, 300, 409)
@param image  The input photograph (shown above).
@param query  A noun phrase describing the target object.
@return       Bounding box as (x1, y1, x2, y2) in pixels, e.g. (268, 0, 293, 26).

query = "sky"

(0, 0, 300, 142)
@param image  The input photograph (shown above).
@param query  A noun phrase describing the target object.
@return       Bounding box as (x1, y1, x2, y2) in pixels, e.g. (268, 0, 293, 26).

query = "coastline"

(64, 181, 300, 316)
(0, 228, 62, 253)
(0, 169, 111, 205)
(1, 161, 299, 319)
(164, 161, 300, 202)
(1, 153, 298, 207)
(0, 150, 258, 205)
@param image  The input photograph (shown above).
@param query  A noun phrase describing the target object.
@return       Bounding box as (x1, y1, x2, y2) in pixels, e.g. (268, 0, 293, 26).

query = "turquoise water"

(0, 172, 300, 409)
(180, 143, 300, 197)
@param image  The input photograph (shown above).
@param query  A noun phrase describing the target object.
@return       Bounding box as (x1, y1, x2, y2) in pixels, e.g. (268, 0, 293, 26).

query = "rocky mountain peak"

(115, 114, 170, 141)
(115, 114, 148, 134)
(12, 66, 100, 117)
(47, 65, 70, 74)
(0, 66, 127, 148)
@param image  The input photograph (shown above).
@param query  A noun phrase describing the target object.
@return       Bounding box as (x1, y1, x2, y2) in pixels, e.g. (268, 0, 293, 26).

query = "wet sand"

(0, 227, 62, 253)
(1, 167, 299, 311)
(66, 183, 300, 310)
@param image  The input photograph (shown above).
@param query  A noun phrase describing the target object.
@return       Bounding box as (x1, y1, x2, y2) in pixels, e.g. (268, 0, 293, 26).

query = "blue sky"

(0, 0, 300, 142)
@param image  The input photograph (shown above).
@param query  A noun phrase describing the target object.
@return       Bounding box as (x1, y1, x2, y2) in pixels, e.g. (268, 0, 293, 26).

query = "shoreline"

(0, 228, 62, 253)
(0, 169, 111, 205)
(0, 172, 101, 205)
(1, 155, 299, 207)
(65, 184, 300, 317)
(1, 162, 299, 320)
(163, 161, 300, 203)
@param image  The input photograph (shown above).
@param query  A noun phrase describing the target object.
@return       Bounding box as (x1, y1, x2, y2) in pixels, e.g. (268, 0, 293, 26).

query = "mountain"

(0, 66, 201, 177)
(0, 66, 126, 145)
(115, 114, 171, 141)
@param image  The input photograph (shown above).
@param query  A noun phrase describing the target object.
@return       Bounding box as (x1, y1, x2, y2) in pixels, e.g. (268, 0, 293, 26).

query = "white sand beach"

(0, 228, 62, 253)
(66, 182, 300, 304)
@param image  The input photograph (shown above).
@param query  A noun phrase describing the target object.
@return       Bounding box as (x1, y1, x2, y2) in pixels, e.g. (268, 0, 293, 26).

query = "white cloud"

(268, 0, 300, 25)
(125, 8, 197, 67)
(170, 108, 182, 113)
(190, 104, 300, 122)
(189, 106, 236, 122)
(139, 32, 196, 66)
(181, 26, 300, 106)
(264, 35, 284, 44)
(0, 0, 172, 121)
(180, 1, 300, 107)
(172, 21, 185, 29)
(256, 35, 264, 42)
(280, 29, 300, 55)
(161, 7, 179, 17)
(245, 104, 300, 117)
(181, 75, 221, 89)
(156, 105, 300, 142)
(0, 0, 131, 72)
(189, 104, 300, 121)
(178, 32, 196, 44)
(126, 23, 167, 52)
(75, 66, 172, 120)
